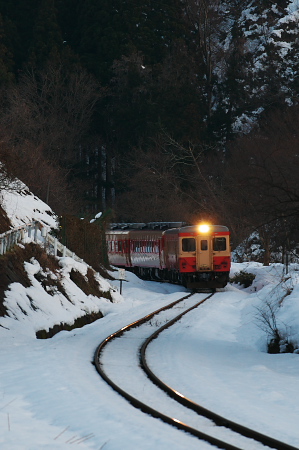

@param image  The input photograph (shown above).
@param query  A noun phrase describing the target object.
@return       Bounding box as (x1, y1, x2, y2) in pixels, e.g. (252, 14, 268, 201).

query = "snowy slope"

(1, 181, 58, 229)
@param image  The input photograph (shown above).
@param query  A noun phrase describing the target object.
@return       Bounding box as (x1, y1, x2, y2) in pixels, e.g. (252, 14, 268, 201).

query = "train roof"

(163, 224, 230, 234)
(105, 229, 131, 236)
(107, 223, 230, 237)
(108, 222, 188, 230)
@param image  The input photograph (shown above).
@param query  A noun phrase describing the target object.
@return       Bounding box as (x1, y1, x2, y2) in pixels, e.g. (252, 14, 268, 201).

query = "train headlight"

(198, 224, 210, 233)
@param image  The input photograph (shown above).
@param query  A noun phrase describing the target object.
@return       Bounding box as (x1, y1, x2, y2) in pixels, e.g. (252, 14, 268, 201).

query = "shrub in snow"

(230, 270, 256, 288)
(254, 285, 298, 354)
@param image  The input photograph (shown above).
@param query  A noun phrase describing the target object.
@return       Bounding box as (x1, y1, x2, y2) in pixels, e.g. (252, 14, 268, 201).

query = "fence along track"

(0, 220, 83, 262)
(140, 301, 298, 450)
(94, 293, 251, 450)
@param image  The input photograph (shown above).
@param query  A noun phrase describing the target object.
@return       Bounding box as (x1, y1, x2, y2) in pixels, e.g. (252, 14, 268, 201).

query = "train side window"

(213, 237, 226, 251)
(182, 238, 196, 252)
(201, 240, 208, 251)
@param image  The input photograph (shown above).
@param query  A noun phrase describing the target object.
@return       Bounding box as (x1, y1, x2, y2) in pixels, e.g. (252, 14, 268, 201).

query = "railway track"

(94, 293, 297, 450)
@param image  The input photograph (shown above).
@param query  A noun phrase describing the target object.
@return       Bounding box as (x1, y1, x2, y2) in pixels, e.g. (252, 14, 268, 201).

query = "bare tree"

(223, 105, 299, 260)
(0, 59, 105, 214)
(115, 144, 192, 222)
(3, 60, 103, 163)
(115, 133, 230, 224)
(182, 0, 229, 117)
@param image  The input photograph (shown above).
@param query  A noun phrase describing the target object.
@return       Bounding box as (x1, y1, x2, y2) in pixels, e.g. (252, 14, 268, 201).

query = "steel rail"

(140, 301, 298, 450)
(94, 293, 246, 450)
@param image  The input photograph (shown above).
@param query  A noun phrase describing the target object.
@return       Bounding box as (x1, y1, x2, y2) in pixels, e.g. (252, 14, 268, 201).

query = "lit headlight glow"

(198, 224, 210, 233)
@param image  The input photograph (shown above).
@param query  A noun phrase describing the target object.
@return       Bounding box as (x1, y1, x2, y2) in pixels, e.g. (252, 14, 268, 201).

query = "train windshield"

(213, 237, 226, 251)
(182, 238, 196, 252)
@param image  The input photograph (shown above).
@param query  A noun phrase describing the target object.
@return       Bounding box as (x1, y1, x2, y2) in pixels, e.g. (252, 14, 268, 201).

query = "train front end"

(178, 224, 231, 289)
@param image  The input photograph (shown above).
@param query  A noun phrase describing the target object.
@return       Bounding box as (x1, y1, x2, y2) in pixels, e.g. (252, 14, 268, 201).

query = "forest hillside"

(1, 1, 299, 259)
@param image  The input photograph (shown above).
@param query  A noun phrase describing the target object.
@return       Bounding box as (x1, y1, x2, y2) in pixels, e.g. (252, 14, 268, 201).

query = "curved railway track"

(94, 293, 297, 450)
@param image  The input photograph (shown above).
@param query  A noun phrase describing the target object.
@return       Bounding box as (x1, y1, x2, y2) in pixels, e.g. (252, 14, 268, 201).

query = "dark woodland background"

(1, 0, 299, 259)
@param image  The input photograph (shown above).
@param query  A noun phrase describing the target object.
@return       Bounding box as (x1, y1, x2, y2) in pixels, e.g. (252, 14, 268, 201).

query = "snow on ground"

(1, 185, 299, 448)
(1, 262, 299, 449)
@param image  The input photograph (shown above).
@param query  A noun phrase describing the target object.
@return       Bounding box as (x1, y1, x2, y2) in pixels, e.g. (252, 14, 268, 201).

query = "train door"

(196, 236, 212, 271)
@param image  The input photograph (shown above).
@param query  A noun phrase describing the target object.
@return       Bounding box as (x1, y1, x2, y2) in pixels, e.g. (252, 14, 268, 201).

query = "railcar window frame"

(213, 237, 227, 251)
(182, 237, 196, 252)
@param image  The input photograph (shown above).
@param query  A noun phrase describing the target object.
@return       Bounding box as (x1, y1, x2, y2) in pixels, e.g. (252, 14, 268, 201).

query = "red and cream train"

(106, 222, 231, 289)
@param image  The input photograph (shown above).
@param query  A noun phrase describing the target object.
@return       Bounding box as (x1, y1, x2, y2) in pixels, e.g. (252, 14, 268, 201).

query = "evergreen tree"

(262, 1, 299, 105)
(125, 0, 185, 64)
(234, 0, 292, 111)
(75, 0, 128, 82)
(0, 0, 39, 71)
(56, 0, 81, 48)
(29, 0, 63, 68)
(181, 0, 232, 143)
(76, 0, 185, 83)
(0, 13, 15, 84)
(216, 0, 298, 135)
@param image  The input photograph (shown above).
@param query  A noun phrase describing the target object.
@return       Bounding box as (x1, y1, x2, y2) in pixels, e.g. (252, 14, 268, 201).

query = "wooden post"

(34, 222, 38, 242)
(119, 269, 126, 295)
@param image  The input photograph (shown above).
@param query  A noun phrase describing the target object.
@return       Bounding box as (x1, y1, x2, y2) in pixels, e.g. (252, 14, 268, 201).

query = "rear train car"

(106, 222, 231, 290)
